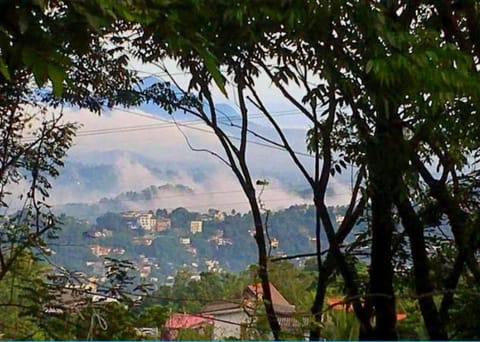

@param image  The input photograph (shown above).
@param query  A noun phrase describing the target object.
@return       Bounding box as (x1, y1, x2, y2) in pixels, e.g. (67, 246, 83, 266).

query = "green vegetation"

(51, 204, 351, 280)
(2, 0, 480, 340)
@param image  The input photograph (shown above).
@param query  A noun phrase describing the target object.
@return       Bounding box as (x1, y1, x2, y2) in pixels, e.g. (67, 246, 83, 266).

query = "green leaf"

(32, 63, 48, 86)
(0, 58, 10, 80)
(47, 63, 66, 96)
(195, 45, 227, 96)
(22, 47, 37, 67)
(365, 60, 373, 74)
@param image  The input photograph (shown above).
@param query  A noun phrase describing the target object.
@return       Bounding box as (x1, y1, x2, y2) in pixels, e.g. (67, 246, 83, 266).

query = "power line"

(22, 105, 313, 160)
(70, 107, 306, 136)
(97, 106, 315, 158)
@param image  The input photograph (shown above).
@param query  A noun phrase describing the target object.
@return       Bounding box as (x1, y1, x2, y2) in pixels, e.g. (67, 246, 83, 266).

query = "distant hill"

(54, 183, 196, 222)
(49, 203, 359, 285)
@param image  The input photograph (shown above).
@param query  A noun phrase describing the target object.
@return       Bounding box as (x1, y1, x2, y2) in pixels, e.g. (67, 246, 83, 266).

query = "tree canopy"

(130, 1, 480, 339)
(2, 0, 480, 340)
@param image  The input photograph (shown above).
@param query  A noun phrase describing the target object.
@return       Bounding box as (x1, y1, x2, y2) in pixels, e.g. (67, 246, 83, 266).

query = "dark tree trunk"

(395, 192, 448, 340)
(310, 203, 326, 341)
(365, 116, 402, 340)
(249, 196, 282, 340)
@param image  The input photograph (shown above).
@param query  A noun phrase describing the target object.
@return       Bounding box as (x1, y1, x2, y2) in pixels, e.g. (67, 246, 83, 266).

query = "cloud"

(45, 106, 352, 213)
(63, 107, 219, 161)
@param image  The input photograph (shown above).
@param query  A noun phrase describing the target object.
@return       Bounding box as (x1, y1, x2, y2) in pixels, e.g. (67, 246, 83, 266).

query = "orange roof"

(326, 296, 347, 310)
(326, 297, 407, 321)
(327, 296, 357, 313)
(164, 313, 213, 329)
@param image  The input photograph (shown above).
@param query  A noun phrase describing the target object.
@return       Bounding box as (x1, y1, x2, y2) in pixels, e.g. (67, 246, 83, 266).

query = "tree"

(131, 3, 367, 338)
(271, 1, 480, 339)
(0, 2, 152, 337)
(130, 1, 480, 340)
(0, 252, 49, 339)
(0, 81, 77, 283)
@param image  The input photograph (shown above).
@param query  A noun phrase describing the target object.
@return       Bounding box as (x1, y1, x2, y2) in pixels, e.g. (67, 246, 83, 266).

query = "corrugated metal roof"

(164, 313, 213, 329)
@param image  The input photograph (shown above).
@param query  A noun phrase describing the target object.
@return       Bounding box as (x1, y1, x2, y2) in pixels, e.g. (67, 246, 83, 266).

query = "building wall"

(138, 213, 155, 230)
(190, 221, 203, 234)
(211, 311, 248, 340)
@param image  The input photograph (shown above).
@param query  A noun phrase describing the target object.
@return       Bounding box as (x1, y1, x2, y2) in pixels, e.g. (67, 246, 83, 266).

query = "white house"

(201, 282, 302, 340)
(190, 220, 203, 234)
(201, 301, 248, 340)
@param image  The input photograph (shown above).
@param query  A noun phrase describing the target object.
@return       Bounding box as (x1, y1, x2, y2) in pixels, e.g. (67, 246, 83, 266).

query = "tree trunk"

(310, 204, 326, 340)
(249, 196, 281, 340)
(395, 192, 448, 340)
(365, 117, 401, 340)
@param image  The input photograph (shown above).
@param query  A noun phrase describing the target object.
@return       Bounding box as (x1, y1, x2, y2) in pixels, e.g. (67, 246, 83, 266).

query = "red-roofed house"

(161, 313, 213, 340)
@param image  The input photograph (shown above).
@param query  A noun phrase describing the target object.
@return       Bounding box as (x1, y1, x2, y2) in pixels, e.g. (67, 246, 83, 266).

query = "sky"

(38, 60, 354, 213)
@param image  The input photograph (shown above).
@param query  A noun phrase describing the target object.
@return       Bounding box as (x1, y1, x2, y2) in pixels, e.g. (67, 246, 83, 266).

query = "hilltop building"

(190, 220, 203, 234)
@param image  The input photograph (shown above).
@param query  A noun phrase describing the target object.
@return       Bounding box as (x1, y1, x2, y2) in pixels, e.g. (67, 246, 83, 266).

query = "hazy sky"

(42, 60, 353, 212)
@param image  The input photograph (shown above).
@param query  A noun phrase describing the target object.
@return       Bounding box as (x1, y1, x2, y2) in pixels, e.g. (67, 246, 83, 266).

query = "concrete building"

(190, 220, 203, 234)
(137, 213, 156, 230)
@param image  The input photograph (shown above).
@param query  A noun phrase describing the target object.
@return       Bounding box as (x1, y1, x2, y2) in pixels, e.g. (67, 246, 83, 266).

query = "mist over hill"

(50, 77, 355, 217)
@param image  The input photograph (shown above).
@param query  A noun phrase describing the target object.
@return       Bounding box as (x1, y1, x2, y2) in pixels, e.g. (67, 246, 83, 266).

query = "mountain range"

(49, 77, 354, 217)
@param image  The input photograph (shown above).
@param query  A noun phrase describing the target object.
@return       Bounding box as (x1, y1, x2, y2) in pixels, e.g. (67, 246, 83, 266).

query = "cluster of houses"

(82, 210, 235, 275)
(44, 271, 408, 340)
(162, 281, 306, 340)
(161, 283, 409, 340)
(80, 209, 290, 289)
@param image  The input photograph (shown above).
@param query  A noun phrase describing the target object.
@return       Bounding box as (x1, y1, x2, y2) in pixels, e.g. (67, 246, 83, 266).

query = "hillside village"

(40, 205, 352, 340)
(51, 205, 349, 291)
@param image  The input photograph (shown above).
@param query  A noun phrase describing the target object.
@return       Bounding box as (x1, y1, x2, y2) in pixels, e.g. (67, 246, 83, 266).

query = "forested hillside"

(50, 203, 355, 285)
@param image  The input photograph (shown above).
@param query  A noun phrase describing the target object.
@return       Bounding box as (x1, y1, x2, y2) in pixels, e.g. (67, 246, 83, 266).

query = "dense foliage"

(2, 0, 480, 340)
(50, 204, 352, 281)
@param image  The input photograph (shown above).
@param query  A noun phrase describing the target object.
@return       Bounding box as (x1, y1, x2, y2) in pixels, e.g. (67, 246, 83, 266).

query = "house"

(179, 237, 191, 245)
(185, 245, 197, 255)
(190, 220, 203, 234)
(120, 211, 141, 229)
(89, 244, 112, 257)
(111, 247, 125, 255)
(132, 235, 154, 246)
(201, 300, 247, 340)
(162, 313, 213, 340)
(217, 237, 233, 246)
(244, 282, 296, 313)
(44, 275, 100, 314)
(140, 265, 152, 278)
(205, 259, 222, 272)
(201, 282, 303, 340)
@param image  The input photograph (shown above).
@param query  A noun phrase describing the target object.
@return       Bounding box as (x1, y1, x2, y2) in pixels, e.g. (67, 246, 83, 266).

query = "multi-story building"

(137, 212, 156, 230)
